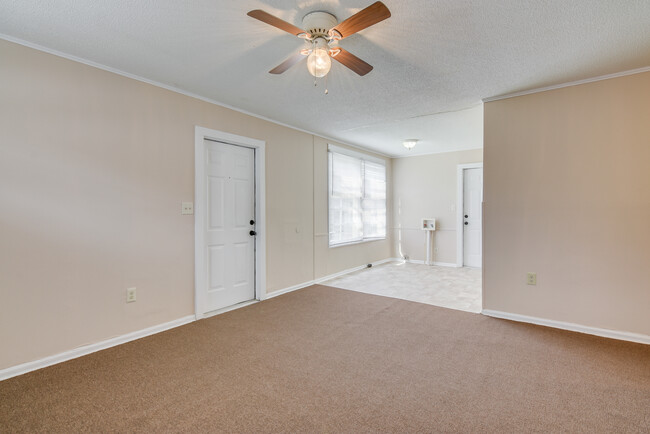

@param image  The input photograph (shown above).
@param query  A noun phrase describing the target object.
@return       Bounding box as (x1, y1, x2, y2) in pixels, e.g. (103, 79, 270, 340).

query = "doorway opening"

(194, 127, 266, 319)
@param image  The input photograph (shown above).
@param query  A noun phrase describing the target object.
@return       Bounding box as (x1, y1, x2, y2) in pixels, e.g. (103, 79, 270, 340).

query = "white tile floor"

(322, 261, 482, 313)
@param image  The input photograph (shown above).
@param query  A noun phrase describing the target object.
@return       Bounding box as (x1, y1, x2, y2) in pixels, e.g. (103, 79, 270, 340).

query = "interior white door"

(204, 139, 256, 312)
(463, 168, 483, 268)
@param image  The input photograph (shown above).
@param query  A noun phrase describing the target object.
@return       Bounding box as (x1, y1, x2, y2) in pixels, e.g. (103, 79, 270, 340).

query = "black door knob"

(250, 220, 255, 225)
(249, 230, 257, 236)
(464, 215, 468, 218)
(464, 222, 468, 225)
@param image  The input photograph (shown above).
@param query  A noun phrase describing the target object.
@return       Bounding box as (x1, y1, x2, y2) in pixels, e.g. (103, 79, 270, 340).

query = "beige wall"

(484, 71, 650, 336)
(0, 39, 391, 370)
(392, 149, 483, 264)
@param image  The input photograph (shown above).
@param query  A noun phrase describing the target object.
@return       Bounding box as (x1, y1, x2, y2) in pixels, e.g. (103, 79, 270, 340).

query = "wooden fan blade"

(332, 48, 373, 76)
(330, 1, 391, 40)
(247, 10, 308, 37)
(269, 52, 305, 74)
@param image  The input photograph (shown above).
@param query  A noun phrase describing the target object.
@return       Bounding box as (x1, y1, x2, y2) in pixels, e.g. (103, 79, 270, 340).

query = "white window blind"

(328, 146, 386, 246)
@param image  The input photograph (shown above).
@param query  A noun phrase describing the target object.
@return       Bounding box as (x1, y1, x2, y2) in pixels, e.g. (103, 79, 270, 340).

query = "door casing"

(194, 126, 266, 319)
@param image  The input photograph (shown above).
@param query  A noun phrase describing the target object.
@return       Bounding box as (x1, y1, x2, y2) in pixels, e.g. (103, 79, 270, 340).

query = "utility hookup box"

(422, 218, 436, 231)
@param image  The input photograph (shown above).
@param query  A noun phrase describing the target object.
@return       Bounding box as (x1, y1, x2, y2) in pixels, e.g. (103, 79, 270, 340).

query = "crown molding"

(393, 146, 483, 159)
(483, 66, 650, 103)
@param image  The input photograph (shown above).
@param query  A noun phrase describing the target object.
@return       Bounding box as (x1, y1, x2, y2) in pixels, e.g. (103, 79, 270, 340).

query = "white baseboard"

(316, 258, 396, 283)
(394, 258, 459, 267)
(265, 280, 316, 299)
(266, 258, 396, 300)
(481, 310, 650, 345)
(0, 315, 195, 382)
(432, 261, 459, 267)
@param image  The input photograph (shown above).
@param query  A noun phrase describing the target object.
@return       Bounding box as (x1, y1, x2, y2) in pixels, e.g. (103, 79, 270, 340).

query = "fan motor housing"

(302, 11, 337, 37)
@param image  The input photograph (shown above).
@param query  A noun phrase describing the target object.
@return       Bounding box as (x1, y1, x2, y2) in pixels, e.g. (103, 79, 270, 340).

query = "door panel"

(233, 242, 251, 286)
(204, 140, 256, 312)
(207, 177, 225, 229)
(208, 246, 225, 291)
(463, 168, 483, 268)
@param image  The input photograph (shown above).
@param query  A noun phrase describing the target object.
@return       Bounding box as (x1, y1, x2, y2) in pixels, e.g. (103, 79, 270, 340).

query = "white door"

(203, 139, 256, 312)
(463, 168, 482, 268)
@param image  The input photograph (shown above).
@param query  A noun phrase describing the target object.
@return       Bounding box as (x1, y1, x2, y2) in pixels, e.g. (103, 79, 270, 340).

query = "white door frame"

(456, 162, 483, 267)
(194, 126, 266, 320)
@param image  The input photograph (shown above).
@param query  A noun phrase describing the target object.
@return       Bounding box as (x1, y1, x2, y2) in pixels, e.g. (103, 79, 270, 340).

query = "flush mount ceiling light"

(403, 139, 418, 150)
(247, 2, 391, 80)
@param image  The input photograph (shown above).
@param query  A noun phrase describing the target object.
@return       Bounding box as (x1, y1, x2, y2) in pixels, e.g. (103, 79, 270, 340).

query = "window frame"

(327, 144, 387, 247)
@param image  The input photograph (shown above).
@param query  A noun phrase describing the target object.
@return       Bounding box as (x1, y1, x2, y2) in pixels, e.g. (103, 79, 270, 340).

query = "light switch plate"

(181, 202, 194, 215)
(126, 287, 137, 303)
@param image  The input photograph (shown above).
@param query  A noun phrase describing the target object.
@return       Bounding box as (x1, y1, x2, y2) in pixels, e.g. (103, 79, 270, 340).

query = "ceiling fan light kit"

(247, 1, 391, 87)
(306, 37, 332, 78)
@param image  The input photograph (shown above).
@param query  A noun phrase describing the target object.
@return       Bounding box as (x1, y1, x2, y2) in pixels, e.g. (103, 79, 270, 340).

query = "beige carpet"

(1, 285, 649, 432)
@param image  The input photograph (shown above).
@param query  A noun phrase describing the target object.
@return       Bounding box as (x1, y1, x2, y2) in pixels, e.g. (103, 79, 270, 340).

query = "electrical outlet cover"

(526, 273, 537, 285)
(181, 202, 194, 215)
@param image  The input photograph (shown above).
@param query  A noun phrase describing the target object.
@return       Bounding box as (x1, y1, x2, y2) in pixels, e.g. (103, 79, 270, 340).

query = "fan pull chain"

(312, 76, 329, 94)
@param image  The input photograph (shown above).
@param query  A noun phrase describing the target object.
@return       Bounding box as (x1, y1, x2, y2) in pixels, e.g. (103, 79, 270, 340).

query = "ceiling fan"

(247, 1, 391, 78)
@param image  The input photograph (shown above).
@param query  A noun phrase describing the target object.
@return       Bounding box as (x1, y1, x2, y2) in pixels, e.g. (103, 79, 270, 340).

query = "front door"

(204, 139, 256, 312)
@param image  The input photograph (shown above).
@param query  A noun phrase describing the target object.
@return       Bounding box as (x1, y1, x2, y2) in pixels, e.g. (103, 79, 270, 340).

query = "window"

(328, 145, 386, 246)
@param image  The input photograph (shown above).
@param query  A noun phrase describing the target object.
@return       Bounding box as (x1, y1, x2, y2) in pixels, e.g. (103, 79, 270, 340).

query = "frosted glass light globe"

(307, 48, 331, 78)
(403, 139, 418, 150)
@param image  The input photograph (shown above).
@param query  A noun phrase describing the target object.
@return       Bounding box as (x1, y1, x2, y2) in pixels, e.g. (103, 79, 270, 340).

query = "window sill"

(328, 237, 386, 249)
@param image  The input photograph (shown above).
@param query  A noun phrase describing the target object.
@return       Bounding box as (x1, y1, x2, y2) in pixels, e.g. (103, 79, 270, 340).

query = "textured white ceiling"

(1, 0, 649, 156)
